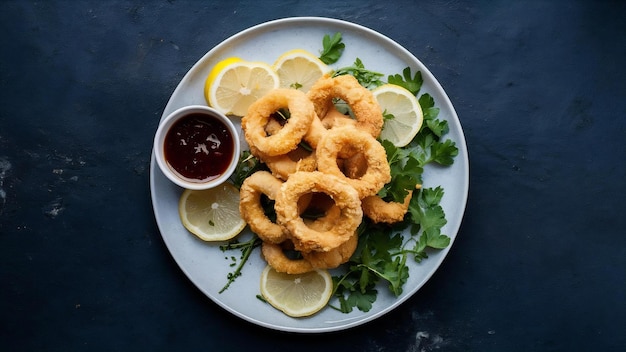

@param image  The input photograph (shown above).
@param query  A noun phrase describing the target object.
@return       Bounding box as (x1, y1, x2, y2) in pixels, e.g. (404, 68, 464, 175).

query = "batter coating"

(242, 88, 315, 156)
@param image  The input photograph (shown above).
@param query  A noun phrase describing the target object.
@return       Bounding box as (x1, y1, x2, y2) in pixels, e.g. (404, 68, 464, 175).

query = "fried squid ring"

(247, 117, 317, 180)
(362, 191, 413, 224)
(301, 192, 342, 232)
(250, 144, 317, 181)
(300, 203, 358, 269)
(261, 202, 355, 273)
(301, 231, 358, 270)
(319, 107, 357, 130)
(306, 74, 383, 139)
(239, 171, 288, 244)
(275, 171, 362, 252)
(301, 115, 326, 150)
(242, 88, 315, 156)
(303, 111, 357, 150)
(341, 152, 368, 179)
(316, 127, 391, 199)
(303, 206, 342, 232)
(261, 241, 314, 274)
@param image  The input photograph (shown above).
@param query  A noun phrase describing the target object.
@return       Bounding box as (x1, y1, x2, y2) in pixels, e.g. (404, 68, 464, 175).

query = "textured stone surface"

(1, 1, 625, 351)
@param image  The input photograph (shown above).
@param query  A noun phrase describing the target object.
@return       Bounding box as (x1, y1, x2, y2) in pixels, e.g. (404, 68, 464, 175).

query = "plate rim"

(150, 16, 469, 333)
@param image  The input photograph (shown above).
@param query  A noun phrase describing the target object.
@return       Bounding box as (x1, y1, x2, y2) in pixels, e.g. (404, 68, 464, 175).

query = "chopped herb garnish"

(218, 235, 262, 293)
(333, 58, 385, 89)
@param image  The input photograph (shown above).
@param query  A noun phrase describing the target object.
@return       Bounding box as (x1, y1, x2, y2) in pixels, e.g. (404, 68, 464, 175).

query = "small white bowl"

(154, 105, 240, 190)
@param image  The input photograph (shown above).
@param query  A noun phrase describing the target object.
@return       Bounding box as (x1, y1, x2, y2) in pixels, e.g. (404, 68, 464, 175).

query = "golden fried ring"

(242, 88, 315, 156)
(302, 115, 326, 150)
(316, 127, 391, 199)
(341, 152, 368, 179)
(263, 115, 284, 135)
(319, 106, 357, 130)
(251, 118, 317, 180)
(306, 74, 383, 139)
(249, 144, 317, 181)
(275, 171, 362, 252)
(239, 171, 288, 244)
(303, 208, 341, 232)
(261, 241, 314, 274)
(265, 111, 321, 151)
(362, 191, 413, 224)
(301, 205, 358, 269)
(301, 230, 358, 270)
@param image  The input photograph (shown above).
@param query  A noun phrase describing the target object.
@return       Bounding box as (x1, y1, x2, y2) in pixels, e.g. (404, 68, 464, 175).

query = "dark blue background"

(1, 1, 624, 351)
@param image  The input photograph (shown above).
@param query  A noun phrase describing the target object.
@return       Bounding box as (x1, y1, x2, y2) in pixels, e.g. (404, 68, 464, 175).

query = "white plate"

(150, 17, 469, 333)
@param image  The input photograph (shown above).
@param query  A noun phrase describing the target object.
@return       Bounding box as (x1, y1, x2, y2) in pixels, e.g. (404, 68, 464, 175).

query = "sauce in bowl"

(164, 112, 235, 183)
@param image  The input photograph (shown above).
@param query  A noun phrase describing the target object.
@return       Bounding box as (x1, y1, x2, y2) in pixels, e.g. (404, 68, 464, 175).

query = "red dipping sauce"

(163, 112, 235, 183)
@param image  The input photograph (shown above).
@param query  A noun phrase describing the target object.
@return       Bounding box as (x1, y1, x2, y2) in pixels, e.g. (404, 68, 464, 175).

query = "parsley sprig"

(319, 32, 345, 65)
(388, 67, 423, 95)
(333, 58, 385, 89)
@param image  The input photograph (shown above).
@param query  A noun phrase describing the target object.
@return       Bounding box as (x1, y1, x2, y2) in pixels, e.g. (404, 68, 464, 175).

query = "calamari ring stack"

(237, 74, 409, 275)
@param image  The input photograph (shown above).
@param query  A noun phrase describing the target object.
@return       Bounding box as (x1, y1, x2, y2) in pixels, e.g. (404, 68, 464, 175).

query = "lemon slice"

(206, 60, 280, 117)
(260, 265, 333, 317)
(272, 49, 330, 92)
(178, 183, 246, 241)
(204, 57, 243, 105)
(373, 84, 424, 147)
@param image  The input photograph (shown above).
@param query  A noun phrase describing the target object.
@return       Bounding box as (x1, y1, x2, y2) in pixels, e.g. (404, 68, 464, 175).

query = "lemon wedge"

(272, 49, 330, 92)
(206, 59, 279, 117)
(260, 265, 333, 317)
(178, 183, 246, 241)
(373, 84, 424, 147)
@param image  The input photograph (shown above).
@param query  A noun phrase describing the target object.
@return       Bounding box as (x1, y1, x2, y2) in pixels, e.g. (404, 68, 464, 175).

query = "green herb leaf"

(333, 58, 385, 89)
(382, 109, 395, 122)
(419, 205, 447, 231)
(231, 151, 265, 189)
(319, 32, 345, 64)
(406, 187, 451, 258)
(430, 139, 458, 165)
(388, 67, 423, 96)
(218, 235, 262, 293)
(408, 123, 458, 167)
(419, 186, 445, 207)
(379, 140, 422, 203)
(425, 117, 447, 138)
(332, 274, 378, 313)
(380, 255, 410, 296)
(425, 228, 451, 249)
